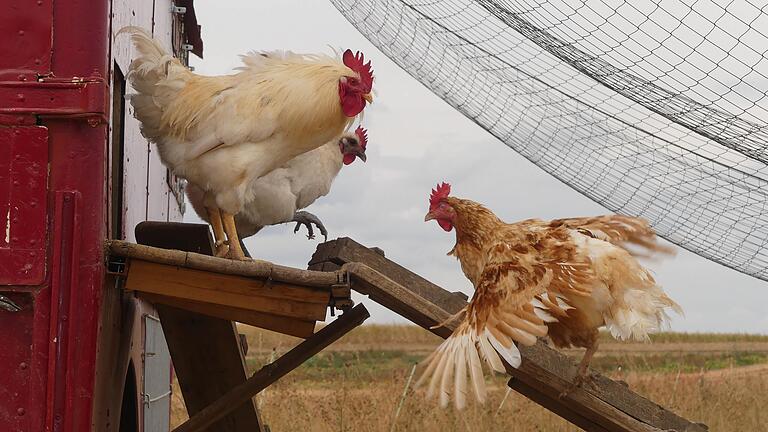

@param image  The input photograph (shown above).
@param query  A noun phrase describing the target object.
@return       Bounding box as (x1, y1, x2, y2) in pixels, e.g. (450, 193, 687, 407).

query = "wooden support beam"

(134, 222, 266, 432)
(310, 238, 707, 432)
(140, 293, 316, 338)
(172, 304, 370, 432)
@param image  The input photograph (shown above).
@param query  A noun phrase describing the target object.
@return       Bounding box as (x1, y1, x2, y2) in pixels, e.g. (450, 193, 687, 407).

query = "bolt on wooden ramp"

(309, 237, 709, 432)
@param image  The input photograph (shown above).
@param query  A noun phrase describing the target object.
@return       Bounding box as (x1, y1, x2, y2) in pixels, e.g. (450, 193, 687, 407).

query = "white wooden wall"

(110, 0, 184, 243)
(107, 2, 183, 432)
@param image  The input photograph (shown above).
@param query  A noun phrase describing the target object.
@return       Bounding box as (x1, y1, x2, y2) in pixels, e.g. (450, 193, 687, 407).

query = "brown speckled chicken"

(418, 182, 681, 409)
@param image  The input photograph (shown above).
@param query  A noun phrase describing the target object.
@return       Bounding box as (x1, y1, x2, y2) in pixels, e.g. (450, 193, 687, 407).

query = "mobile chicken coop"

(1, 0, 200, 430)
(0, 0, 721, 431)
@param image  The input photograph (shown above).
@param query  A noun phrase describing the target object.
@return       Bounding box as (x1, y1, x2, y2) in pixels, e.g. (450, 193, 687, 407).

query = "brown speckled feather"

(550, 215, 675, 257)
(418, 198, 681, 409)
(418, 198, 597, 409)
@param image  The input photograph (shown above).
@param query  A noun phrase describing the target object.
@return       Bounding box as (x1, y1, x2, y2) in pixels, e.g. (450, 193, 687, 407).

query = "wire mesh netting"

(330, 0, 768, 282)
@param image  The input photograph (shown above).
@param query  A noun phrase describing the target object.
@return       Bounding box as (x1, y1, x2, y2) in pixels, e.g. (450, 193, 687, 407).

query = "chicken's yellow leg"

(221, 211, 248, 261)
(206, 207, 229, 258)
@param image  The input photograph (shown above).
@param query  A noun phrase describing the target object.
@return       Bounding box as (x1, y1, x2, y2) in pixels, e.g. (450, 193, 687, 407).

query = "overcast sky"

(184, 0, 768, 333)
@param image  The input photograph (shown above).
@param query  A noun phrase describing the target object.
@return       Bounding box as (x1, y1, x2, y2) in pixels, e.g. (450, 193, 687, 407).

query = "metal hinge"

(329, 279, 354, 316)
(142, 390, 171, 406)
(171, 5, 186, 14)
(0, 77, 107, 126)
(105, 255, 127, 276)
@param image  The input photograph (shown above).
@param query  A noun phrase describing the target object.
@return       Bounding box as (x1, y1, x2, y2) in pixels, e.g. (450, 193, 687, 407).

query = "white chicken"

(187, 127, 369, 254)
(120, 27, 374, 259)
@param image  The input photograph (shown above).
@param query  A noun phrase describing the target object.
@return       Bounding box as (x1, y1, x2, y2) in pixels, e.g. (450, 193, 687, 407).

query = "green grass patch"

(589, 352, 768, 373)
(597, 331, 768, 344)
(245, 349, 768, 383)
(247, 350, 425, 383)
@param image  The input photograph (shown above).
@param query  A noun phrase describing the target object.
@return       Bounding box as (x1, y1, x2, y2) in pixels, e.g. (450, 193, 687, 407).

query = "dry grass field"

(171, 325, 768, 431)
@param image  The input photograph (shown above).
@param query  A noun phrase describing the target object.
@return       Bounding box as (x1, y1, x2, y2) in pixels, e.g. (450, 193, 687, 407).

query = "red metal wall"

(1, 0, 199, 429)
(0, 0, 110, 431)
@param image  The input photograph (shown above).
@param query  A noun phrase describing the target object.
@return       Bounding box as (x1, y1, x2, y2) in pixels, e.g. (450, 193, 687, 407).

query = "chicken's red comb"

(429, 182, 451, 210)
(354, 126, 368, 150)
(343, 49, 374, 92)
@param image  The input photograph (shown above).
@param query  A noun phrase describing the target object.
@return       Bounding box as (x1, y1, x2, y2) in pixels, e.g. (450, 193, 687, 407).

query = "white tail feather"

(485, 328, 521, 368)
(418, 320, 537, 409)
(453, 339, 468, 409)
(426, 344, 451, 399)
(604, 286, 683, 342)
(439, 345, 456, 408)
(477, 332, 505, 373)
(467, 343, 486, 404)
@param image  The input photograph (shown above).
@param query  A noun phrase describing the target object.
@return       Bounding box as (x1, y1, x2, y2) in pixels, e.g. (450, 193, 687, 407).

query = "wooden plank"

(309, 238, 468, 312)
(173, 304, 370, 432)
(125, 260, 329, 321)
(311, 239, 707, 432)
(109, 239, 344, 288)
(134, 222, 265, 432)
(140, 292, 316, 338)
(127, 260, 331, 304)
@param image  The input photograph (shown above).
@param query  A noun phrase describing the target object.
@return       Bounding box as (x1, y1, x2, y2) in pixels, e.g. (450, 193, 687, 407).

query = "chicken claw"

(559, 341, 600, 399)
(213, 240, 229, 258)
(206, 207, 230, 258)
(0, 294, 21, 312)
(559, 370, 598, 398)
(292, 211, 328, 241)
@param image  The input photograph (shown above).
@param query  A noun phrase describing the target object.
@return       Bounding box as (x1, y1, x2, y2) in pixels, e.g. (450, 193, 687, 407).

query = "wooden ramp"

(310, 237, 709, 432)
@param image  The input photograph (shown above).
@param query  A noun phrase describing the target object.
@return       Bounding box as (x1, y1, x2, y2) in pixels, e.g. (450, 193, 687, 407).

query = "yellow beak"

(363, 93, 373, 104)
(424, 211, 435, 222)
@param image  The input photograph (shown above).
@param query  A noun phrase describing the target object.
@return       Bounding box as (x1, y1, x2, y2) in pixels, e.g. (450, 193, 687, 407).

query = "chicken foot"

(292, 211, 328, 241)
(206, 207, 229, 258)
(222, 211, 249, 261)
(559, 339, 599, 398)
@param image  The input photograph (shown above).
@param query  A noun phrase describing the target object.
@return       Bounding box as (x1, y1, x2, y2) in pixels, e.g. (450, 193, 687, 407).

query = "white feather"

(533, 307, 558, 322)
(439, 344, 456, 408)
(453, 338, 468, 410)
(467, 340, 487, 404)
(426, 343, 451, 399)
(187, 137, 351, 238)
(415, 348, 441, 389)
(478, 332, 505, 373)
(553, 294, 573, 310)
(486, 328, 522, 368)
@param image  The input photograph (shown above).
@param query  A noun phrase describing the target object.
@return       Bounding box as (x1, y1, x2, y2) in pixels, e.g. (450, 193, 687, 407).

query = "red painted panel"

(0, 292, 35, 431)
(43, 0, 109, 429)
(0, 0, 53, 79)
(44, 118, 107, 432)
(1, 0, 109, 431)
(45, 191, 79, 432)
(0, 126, 48, 285)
